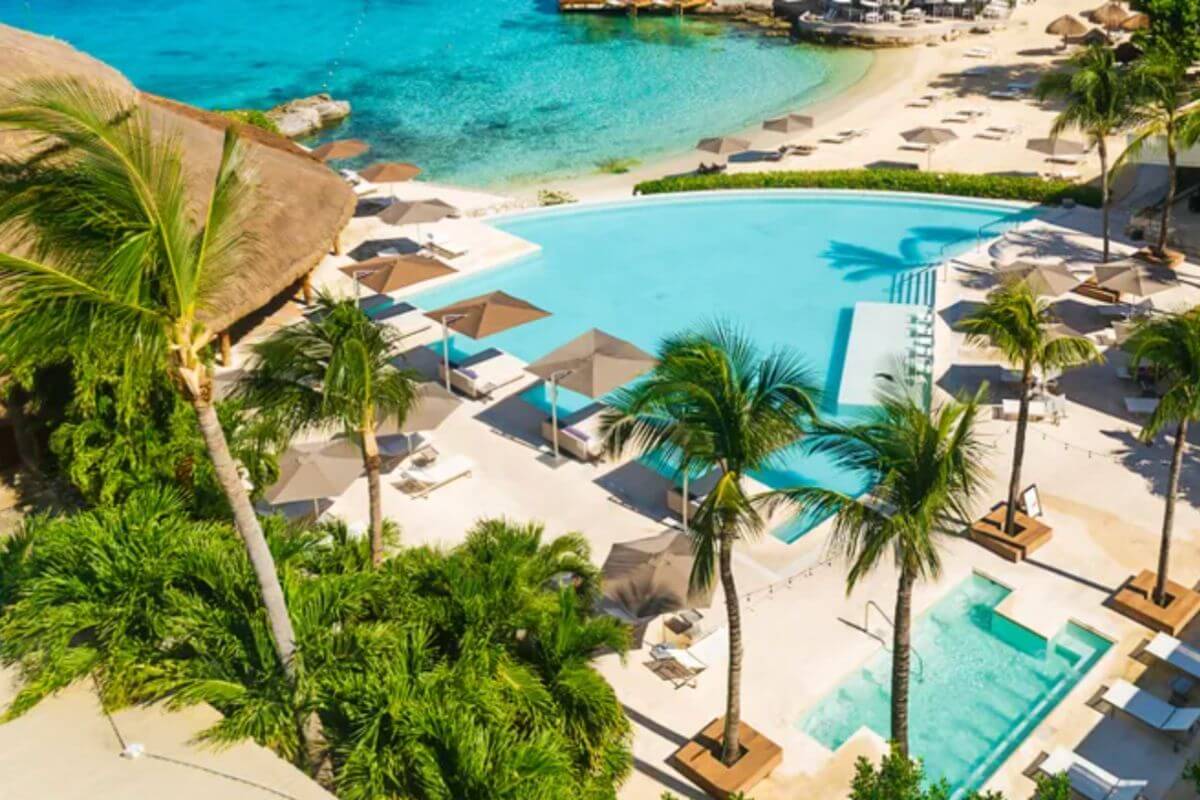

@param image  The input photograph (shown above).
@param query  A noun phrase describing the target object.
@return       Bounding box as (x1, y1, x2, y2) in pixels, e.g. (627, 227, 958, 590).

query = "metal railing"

(864, 599, 926, 680)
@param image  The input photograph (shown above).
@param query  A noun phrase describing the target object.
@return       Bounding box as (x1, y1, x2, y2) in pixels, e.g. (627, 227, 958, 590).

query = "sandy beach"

(507, 0, 1121, 205)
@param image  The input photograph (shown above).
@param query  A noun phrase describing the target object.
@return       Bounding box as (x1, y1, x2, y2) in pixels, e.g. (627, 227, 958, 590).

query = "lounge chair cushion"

(1147, 632, 1200, 681)
(1104, 678, 1200, 731)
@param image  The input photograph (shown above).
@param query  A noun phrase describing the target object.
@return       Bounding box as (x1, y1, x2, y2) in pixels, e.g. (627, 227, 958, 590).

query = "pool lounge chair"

(424, 230, 468, 260)
(1101, 679, 1200, 749)
(373, 302, 433, 338)
(541, 404, 607, 462)
(965, 46, 993, 58)
(1124, 397, 1160, 416)
(1145, 632, 1200, 681)
(977, 124, 1021, 140)
(438, 350, 526, 399)
(1001, 399, 1050, 421)
(988, 88, 1024, 100)
(395, 454, 474, 498)
(1037, 748, 1148, 800)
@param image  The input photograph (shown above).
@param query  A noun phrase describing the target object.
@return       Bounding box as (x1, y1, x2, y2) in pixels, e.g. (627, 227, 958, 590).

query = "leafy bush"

(633, 169, 1102, 207)
(596, 157, 640, 174)
(0, 496, 631, 799)
(218, 108, 280, 134)
(850, 747, 1069, 800)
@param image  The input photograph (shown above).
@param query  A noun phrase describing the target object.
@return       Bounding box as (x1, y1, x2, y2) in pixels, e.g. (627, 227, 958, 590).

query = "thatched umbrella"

(311, 139, 370, 162)
(1081, 27, 1111, 44)
(1115, 40, 1144, 63)
(1121, 11, 1150, 30)
(1046, 14, 1088, 45)
(525, 328, 657, 459)
(359, 161, 422, 183)
(426, 292, 551, 392)
(338, 254, 455, 295)
(1090, 1, 1130, 29)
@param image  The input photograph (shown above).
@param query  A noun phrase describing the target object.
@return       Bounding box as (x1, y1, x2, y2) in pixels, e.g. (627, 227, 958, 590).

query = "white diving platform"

(838, 301, 930, 410)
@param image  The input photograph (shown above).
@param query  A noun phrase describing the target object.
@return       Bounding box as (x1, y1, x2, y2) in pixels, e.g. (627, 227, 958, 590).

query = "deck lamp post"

(440, 313, 468, 392)
(547, 367, 576, 461)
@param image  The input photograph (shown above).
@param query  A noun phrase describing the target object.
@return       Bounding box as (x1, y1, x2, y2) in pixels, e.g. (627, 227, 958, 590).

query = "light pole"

(547, 368, 575, 461)
(352, 270, 372, 307)
(440, 313, 467, 392)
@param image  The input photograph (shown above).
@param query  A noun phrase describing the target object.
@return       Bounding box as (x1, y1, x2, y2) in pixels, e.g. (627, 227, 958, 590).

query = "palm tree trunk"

(719, 529, 744, 766)
(891, 565, 915, 757)
(1004, 364, 1033, 534)
(361, 426, 384, 567)
(1154, 418, 1187, 606)
(1158, 133, 1177, 255)
(190, 394, 298, 674)
(1099, 138, 1110, 263)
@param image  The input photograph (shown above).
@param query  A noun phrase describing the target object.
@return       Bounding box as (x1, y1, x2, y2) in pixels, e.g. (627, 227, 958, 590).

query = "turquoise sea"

(3, 0, 871, 186)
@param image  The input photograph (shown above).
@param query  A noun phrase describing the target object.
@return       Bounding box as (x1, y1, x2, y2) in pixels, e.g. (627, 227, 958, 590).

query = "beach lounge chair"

(977, 124, 1020, 140)
(1145, 633, 1200, 681)
(1037, 748, 1148, 800)
(649, 643, 708, 689)
(438, 350, 526, 399)
(1124, 397, 1160, 416)
(965, 46, 994, 58)
(1000, 399, 1049, 421)
(541, 404, 606, 462)
(989, 89, 1024, 100)
(1101, 679, 1200, 749)
(424, 230, 468, 260)
(373, 302, 433, 338)
(395, 454, 473, 498)
(821, 128, 867, 144)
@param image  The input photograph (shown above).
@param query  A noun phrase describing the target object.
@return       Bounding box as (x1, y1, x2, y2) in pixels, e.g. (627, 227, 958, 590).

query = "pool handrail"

(865, 599, 926, 680)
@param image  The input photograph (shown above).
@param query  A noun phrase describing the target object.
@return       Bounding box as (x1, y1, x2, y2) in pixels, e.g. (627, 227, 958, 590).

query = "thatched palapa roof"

(0, 24, 356, 334)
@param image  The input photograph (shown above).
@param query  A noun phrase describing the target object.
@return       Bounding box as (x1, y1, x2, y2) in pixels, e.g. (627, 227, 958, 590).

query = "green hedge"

(633, 169, 1102, 208)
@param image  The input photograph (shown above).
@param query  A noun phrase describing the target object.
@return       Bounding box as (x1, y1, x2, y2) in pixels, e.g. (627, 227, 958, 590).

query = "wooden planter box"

(1110, 569, 1200, 636)
(969, 504, 1052, 562)
(669, 717, 783, 799)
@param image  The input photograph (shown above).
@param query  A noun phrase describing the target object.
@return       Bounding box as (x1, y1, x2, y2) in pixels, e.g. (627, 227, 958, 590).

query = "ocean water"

(401, 194, 1028, 539)
(4, 0, 871, 186)
(801, 574, 1112, 796)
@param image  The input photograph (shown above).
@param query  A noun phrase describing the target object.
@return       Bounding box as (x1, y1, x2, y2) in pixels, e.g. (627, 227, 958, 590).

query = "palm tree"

(0, 80, 304, 681)
(238, 292, 419, 566)
(601, 321, 820, 766)
(1124, 309, 1200, 607)
(958, 282, 1100, 534)
(781, 377, 988, 755)
(1118, 44, 1196, 256)
(1035, 44, 1134, 262)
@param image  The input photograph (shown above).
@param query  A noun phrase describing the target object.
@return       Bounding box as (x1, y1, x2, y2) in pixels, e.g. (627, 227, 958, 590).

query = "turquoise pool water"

(801, 574, 1112, 797)
(407, 194, 1028, 540)
(5, 0, 870, 186)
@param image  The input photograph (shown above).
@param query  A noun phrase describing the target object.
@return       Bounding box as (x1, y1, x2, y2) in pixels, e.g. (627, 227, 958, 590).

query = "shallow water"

(4, 0, 870, 185)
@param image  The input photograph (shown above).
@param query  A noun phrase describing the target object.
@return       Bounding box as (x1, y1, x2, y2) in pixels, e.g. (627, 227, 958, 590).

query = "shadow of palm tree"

(1103, 427, 1200, 507)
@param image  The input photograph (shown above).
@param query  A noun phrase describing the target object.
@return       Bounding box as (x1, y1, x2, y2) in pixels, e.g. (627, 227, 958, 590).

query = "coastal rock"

(267, 94, 351, 138)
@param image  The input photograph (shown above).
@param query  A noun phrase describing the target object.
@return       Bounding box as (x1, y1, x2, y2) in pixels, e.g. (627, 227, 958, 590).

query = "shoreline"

(501, 45, 917, 204)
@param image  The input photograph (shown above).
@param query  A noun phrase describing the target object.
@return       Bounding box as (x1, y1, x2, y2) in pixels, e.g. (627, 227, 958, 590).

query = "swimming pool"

(800, 573, 1112, 797)
(6, 0, 870, 186)
(408, 193, 1030, 540)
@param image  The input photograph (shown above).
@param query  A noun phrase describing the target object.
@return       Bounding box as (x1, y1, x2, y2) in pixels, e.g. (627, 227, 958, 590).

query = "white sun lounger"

(423, 230, 468, 259)
(395, 454, 473, 498)
(1001, 399, 1049, 421)
(1102, 679, 1200, 747)
(977, 124, 1021, 141)
(438, 351, 526, 399)
(1038, 748, 1148, 800)
(989, 89, 1023, 100)
(541, 404, 606, 462)
(965, 46, 994, 58)
(373, 302, 432, 337)
(1124, 397, 1159, 416)
(1146, 633, 1200, 681)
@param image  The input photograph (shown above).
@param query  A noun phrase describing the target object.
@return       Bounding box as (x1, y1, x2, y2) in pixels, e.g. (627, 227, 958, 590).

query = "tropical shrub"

(849, 747, 1068, 800)
(218, 108, 281, 134)
(596, 157, 639, 174)
(0, 494, 631, 799)
(633, 170, 1102, 207)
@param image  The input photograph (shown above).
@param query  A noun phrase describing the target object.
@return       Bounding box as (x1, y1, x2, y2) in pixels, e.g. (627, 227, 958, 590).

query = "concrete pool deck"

(222, 199, 1200, 800)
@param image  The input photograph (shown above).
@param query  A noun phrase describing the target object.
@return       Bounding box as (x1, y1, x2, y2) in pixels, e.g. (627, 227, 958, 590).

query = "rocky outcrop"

(266, 94, 351, 138)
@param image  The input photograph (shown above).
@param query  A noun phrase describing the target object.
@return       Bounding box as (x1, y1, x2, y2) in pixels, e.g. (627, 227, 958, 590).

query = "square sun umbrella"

(524, 328, 658, 460)
(600, 531, 714, 647)
(1027, 137, 1087, 160)
(902, 126, 957, 170)
(358, 161, 422, 183)
(311, 138, 369, 163)
(762, 114, 814, 135)
(695, 136, 750, 166)
(338, 253, 456, 303)
(374, 380, 462, 460)
(263, 439, 364, 520)
(376, 199, 459, 251)
(425, 291, 551, 393)
(996, 261, 1084, 297)
(1094, 260, 1179, 316)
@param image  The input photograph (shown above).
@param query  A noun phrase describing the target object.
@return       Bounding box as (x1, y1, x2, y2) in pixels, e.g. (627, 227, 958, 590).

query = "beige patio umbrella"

(1090, 1, 1130, 29)
(525, 328, 657, 459)
(359, 161, 422, 183)
(1094, 260, 1179, 298)
(377, 198, 458, 226)
(311, 138, 369, 162)
(997, 261, 1083, 297)
(762, 114, 814, 134)
(601, 532, 714, 638)
(696, 136, 751, 157)
(376, 381, 462, 457)
(1120, 11, 1150, 30)
(338, 254, 455, 296)
(902, 126, 957, 170)
(264, 439, 363, 517)
(426, 291, 551, 392)
(1046, 14, 1087, 45)
(1027, 137, 1087, 158)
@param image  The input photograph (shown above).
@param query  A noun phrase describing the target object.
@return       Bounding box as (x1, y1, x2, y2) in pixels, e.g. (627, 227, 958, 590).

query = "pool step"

(889, 266, 937, 307)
